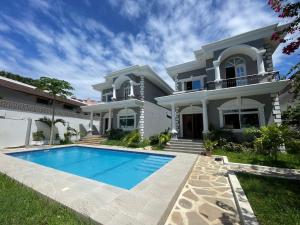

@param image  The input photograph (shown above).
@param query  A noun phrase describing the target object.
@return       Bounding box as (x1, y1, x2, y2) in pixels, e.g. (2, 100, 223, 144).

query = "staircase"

(77, 135, 105, 145)
(164, 139, 205, 154)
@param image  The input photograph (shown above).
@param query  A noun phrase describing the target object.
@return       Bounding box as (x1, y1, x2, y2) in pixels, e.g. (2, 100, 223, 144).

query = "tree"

(37, 77, 74, 145)
(268, 0, 300, 77)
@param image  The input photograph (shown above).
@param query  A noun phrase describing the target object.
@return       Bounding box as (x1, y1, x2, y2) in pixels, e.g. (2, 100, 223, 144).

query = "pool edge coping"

(0, 144, 198, 225)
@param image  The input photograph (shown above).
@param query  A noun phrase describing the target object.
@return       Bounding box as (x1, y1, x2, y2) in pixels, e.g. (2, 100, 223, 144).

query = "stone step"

(163, 148, 204, 154)
(168, 142, 203, 147)
(165, 145, 204, 151)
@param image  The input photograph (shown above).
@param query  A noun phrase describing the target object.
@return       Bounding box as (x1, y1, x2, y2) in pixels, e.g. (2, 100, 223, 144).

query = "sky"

(0, 0, 298, 100)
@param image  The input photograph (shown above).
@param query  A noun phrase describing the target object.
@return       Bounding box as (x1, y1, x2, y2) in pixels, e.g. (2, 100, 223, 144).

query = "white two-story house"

(82, 65, 173, 139)
(155, 23, 289, 139)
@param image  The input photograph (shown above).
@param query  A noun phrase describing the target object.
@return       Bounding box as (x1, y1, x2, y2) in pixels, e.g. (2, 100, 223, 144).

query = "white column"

(213, 61, 221, 81)
(108, 108, 112, 131)
(89, 111, 94, 133)
(129, 80, 134, 97)
(202, 99, 209, 134)
(257, 50, 266, 74)
(112, 84, 116, 100)
(171, 103, 178, 139)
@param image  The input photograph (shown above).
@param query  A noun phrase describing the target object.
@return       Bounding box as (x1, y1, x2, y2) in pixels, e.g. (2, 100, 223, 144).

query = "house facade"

(155, 23, 289, 139)
(81, 65, 173, 138)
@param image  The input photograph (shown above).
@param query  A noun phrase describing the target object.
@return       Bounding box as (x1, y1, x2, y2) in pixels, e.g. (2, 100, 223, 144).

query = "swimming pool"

(8, 146, 174, 189)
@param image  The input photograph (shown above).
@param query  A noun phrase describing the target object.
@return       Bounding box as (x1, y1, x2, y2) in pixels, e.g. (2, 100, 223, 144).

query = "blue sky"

(0, 0, 298, 99)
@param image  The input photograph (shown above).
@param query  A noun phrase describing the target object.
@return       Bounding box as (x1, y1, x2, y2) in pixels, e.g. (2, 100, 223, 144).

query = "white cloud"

(0, 0, 288, 99)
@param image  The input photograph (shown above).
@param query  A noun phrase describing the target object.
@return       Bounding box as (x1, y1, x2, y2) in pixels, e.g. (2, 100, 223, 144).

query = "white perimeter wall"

(143, 101, 171, 138)
(0, 109, 98, 149)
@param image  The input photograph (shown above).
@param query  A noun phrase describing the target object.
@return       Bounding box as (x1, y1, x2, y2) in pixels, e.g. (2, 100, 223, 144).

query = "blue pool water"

(8, 146, 174, 189)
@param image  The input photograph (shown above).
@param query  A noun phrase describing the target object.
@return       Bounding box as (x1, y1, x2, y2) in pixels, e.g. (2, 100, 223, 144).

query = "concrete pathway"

(165, 156, 240, 225)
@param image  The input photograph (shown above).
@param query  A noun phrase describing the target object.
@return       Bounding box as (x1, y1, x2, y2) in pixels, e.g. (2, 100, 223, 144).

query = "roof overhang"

(166, 60, 204, 80)
(81, 99, 143, 112)
(155, 80, 289, 108)
(92, 65, 173, 94)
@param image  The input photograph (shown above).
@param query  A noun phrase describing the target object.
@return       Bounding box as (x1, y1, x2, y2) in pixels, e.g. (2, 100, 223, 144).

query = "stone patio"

(165, 156, 240, 225)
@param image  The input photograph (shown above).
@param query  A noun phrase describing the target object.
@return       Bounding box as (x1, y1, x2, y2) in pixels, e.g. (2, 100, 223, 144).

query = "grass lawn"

(0, 174, 94, 225)
(213, 148, 300, 169)
(237, 173, 300, 225)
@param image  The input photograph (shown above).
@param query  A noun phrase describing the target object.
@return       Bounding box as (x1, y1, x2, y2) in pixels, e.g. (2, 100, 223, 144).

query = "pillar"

(257, 50, 266, 74)
(108, 108, 112, 131)
(202, 99, 209, 135)
(112, 84, 116, 100)
(213, 61, 222, 89)
(129, 80, 134, 97)
(171, 103, 178, 139)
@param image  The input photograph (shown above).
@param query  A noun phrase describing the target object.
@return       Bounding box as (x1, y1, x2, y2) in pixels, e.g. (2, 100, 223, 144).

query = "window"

(184, 80, 202, 91)
(225, 57, 247, 86)
(118, 108, 136, 130)
(119, 115, 135, 129)
(106, 94, 113, 102)
(124, 86, 130, 100)
(222, 108, 260, 129)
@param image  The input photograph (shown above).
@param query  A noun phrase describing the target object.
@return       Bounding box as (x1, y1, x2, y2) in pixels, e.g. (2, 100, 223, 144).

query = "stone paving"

(165, 156, 240, 225)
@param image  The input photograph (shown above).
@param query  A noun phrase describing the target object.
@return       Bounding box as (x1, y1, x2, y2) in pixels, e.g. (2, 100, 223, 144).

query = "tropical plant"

(32, 131, 45, 141)
(122, 130, 141, 147)
(203, 139, 218, 155)
(104, 129, 129, 140)
(158, 133, 171, 146)
(149, 135, 160, 145)
(246, 124, 291, 160)
(36, 77, 74, 145)
(38, 117, 66, 127)
(64, 126, 78, 143)
(282, 103, 300, 131)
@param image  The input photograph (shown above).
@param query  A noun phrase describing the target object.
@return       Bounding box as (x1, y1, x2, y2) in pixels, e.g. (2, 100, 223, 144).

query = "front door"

(104, 118, 109, 132)
(182, 114, 203, 139)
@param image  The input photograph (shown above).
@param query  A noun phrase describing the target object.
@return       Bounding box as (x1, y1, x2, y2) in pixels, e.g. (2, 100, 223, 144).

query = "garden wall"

(0, 109, 97, 148)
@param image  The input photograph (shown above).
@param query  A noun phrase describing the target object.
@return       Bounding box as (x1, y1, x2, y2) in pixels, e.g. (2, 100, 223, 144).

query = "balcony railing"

(103, 95, 142, 102)
(173, 71, 280, 94)
(0, 99, 96, 119)
(206, 71, 279, 90)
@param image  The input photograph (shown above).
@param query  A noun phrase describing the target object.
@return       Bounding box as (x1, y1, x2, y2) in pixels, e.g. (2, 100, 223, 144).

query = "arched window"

(225, 57, 247, 86)
(218, 98, 265, 130)
(117, 108, 136, 130)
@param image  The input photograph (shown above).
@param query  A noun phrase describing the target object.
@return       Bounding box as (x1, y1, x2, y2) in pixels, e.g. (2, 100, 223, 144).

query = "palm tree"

(37, 77, 74, 145)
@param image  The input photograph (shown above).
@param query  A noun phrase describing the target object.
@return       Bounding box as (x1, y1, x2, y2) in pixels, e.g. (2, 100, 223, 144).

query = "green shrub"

(246, 124, 289, 160)
(159, 133, 171, 145)
(122, 130, 141, 147)
(104, 129, 129, 140)
(149, 135, 159, 145)
(149, 132, 171, 147)
(286, 139, 300, 154)
(208, 128, 236, 143)
(32, 131, 45, 141)
(222, 142, 248, 152)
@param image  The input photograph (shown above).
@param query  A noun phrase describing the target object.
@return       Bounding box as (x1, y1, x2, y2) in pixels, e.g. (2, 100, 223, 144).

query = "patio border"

(0, 144, 198, 225)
